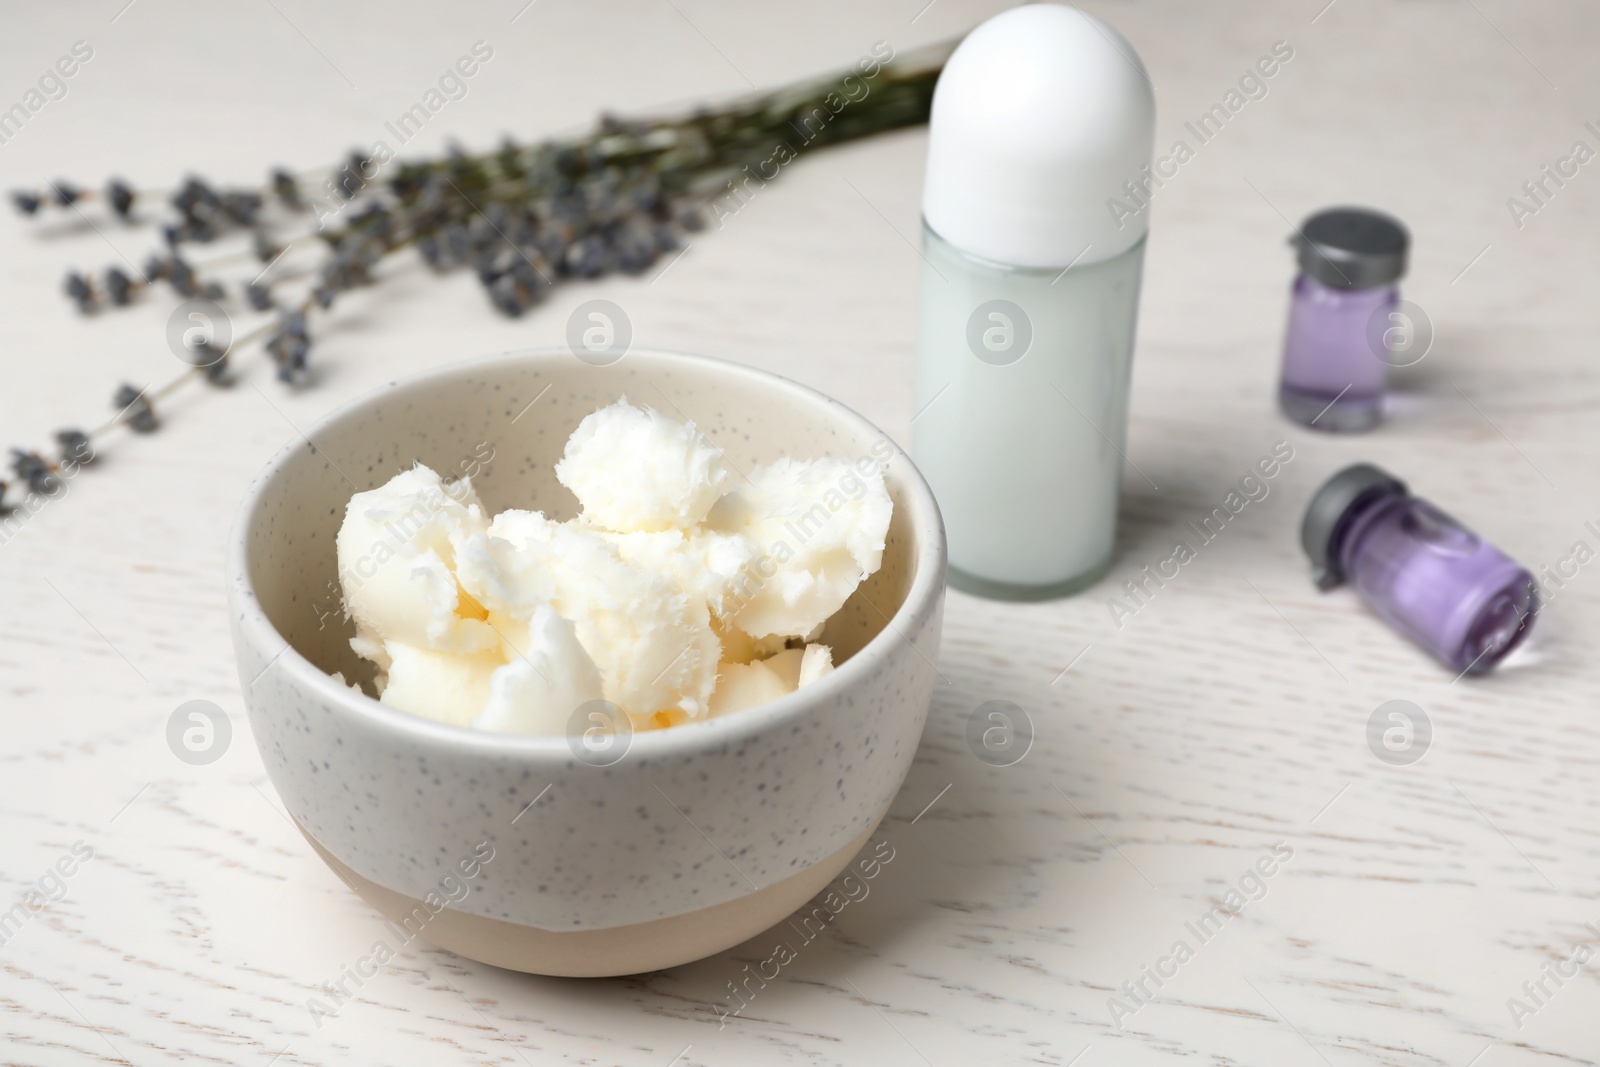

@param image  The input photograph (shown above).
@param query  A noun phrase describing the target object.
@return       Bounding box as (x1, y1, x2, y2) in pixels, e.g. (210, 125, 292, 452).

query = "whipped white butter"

(335, 465, 496, 662)
(467, 509, 721, 720)
(335, 399, 893, 735)
(555, 398, 731, 532)
(706, 457, 893, 639)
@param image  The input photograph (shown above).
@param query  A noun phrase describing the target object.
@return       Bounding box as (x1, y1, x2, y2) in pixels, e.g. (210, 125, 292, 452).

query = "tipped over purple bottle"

(1278, 208, 1409, 432)
(1302, 464, 1537, 674)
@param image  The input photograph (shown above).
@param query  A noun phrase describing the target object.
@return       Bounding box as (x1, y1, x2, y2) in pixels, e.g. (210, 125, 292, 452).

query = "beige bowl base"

(298, 820, 877, 977)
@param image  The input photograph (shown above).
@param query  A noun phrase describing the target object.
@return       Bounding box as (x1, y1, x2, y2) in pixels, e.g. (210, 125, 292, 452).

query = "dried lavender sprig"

(41, 38, 948, 310)
(2, 42, 953, 513)
(148, 44, 938, 324)
(9, 177, 141, 219)
(8, 164, 340, 225)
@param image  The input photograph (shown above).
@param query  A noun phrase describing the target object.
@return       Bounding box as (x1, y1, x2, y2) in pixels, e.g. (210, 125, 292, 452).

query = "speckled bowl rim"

(228, 346, 947, 760)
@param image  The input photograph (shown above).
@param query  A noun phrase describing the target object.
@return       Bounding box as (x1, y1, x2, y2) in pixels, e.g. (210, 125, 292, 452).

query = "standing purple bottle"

(1278, 208, 1410, 432)
(1302, 464, 1537, 674)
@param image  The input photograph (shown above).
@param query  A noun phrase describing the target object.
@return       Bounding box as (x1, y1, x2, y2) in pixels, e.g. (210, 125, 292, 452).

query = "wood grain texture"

(2, 1, 1597, 1064)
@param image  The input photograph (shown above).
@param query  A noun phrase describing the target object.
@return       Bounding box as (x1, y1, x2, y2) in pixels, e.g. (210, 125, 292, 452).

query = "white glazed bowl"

(226, 349, 946, 976)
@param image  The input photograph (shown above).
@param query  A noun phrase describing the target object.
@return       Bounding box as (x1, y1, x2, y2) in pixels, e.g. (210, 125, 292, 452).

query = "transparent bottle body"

(1337, 495, 1537, 672)
(1278, 274, 1395, 431)
(911, 223, 1145, 598)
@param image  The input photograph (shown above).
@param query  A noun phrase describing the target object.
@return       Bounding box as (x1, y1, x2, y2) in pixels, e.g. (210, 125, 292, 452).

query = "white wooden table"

(3, 1, 1597, 1064)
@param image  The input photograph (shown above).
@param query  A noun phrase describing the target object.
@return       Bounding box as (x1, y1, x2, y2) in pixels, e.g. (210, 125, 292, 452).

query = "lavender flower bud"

(565, 235, 608, 278)
(63, 271, 94, 313)
(112, 384, 158, 433)
(488, 274, 529, 317)
(203, 351, 232, 385)
(613, 228, 657, 275)
(106, 179, 135, 219)
(474, 251, 503, 286)
(169, 258, 197, 297)
(104, 267, 134, 306)
(221, 191, 262, 226)
(10, 450, 59, 495)
(55, 429, 93, 465)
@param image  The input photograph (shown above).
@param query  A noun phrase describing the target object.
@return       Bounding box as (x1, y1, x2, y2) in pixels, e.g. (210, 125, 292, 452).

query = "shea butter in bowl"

(226, 348, 946, 976)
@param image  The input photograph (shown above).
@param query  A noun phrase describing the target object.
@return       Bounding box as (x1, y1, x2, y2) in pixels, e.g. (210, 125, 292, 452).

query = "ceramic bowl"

(226, 348, 946, 976)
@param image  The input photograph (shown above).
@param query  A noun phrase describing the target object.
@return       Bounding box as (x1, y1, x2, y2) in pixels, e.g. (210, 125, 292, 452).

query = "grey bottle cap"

(1302, 463, 1408, 590)
(1292, 207, 1409, 290)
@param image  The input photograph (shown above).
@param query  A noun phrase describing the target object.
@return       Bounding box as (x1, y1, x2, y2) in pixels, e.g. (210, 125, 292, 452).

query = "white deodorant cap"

(922, 4, 1156, 269)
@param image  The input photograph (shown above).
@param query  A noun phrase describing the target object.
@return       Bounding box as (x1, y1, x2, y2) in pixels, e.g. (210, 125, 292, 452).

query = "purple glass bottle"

(1278, 208, 1409, 432)
(1302, 464, 1537, 674)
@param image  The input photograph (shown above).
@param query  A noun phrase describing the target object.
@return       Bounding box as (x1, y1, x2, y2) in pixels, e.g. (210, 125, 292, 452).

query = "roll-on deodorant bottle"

(912, 4, 1155, 600)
